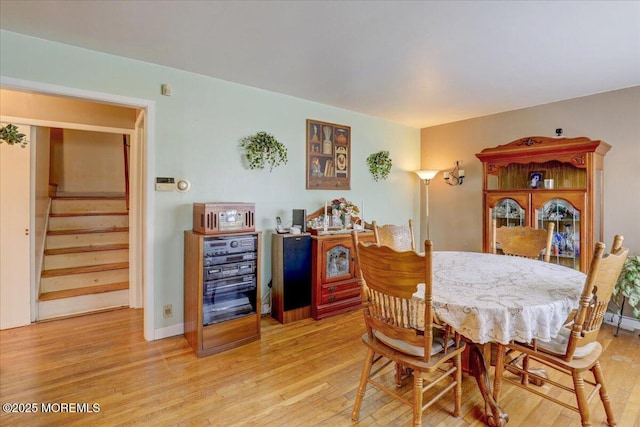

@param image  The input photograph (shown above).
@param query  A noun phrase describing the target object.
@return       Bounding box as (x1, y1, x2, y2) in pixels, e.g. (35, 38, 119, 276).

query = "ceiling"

(1, 1, 639, 128)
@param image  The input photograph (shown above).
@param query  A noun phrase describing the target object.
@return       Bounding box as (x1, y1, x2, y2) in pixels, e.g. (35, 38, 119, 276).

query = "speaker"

(292, 209, 307, 232)
(282, 235, 311, 311)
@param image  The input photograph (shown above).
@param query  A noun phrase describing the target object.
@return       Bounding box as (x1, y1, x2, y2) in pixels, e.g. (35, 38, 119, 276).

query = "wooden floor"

(1, 308, 638, 426)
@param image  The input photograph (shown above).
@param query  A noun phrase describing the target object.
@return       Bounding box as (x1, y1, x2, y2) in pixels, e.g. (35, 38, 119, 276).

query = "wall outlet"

(163, 304, 173, 318)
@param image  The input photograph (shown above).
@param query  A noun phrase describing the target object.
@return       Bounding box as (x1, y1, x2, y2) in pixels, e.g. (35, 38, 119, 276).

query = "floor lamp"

(415, 170, 439, 240)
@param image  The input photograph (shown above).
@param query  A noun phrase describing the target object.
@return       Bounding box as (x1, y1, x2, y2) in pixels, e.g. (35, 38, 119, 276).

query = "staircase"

(38, 197, 130, 320)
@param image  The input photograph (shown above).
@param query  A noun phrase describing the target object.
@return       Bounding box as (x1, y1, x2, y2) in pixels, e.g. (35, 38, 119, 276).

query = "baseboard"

(604, 312, 640, 332)
(154, 322, 184, 340)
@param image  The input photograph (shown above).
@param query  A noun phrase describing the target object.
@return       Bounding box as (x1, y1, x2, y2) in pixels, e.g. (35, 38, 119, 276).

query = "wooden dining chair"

(351, 232, 465, 426)
(493, 222, 556, 384)
(493, 222, 555, 262)
(493, 235, 628, 427)
(372, 219, 416, 251)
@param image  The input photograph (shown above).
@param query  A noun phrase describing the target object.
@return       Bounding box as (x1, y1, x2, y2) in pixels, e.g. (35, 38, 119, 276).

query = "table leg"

(468, 343, 509, 427)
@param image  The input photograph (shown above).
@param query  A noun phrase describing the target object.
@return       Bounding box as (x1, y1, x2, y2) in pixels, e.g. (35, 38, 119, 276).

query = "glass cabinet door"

(534, 193, 586, 270)
(487, 193, 529, 254)
(492, 198, 526, 227)
(322, 241, 354, 283)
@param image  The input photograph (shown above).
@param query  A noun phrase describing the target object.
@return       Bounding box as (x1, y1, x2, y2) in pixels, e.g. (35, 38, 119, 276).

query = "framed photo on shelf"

(306, 119, 351, 190)
(529, 171, 544, 189)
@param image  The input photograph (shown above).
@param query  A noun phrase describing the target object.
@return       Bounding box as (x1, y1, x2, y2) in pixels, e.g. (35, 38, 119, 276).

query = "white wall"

(0, 30, 421, 332)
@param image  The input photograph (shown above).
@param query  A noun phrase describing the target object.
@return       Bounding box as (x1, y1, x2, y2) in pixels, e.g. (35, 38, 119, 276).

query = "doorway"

(0, 76, 155, 340)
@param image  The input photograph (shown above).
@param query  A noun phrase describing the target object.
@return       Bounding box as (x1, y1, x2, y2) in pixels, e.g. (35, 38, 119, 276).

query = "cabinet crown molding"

(476, 136, 611, 168)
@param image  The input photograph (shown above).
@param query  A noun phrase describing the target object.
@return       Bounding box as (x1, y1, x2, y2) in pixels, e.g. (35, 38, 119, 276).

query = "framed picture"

(529, 171, 544, 189)
(306, 119, 351, 190)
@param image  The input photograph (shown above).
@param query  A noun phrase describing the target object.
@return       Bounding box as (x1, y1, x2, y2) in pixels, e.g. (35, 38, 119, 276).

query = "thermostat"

(155, 177, 175, 191)
(176, 178, 191, 192)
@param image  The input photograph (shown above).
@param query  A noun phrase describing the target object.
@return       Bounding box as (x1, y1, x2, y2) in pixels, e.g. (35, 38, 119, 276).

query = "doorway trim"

(0, 76, 156, 340)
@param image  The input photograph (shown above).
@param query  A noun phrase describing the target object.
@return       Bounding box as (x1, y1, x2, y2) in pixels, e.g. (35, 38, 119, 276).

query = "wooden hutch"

(476, 136, 610, 272)
(304, 206, 375, 319)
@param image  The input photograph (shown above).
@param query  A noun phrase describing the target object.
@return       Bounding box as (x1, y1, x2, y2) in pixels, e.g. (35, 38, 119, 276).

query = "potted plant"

(240, 131, 288, 172)
(0, 123, 28, 148)
(613, 253, 640, 320)
(366, 150, 392, 181)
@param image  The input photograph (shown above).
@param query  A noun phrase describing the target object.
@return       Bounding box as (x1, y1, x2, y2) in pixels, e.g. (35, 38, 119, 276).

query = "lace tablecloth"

(412, 251, 586, 345)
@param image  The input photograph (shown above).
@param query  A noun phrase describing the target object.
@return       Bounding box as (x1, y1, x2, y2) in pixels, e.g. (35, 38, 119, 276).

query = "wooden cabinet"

(311, 231, 375, 319)
(184, 231, 261, 357)
(476, 136, 610, 272)
(271, 233, 312, 324)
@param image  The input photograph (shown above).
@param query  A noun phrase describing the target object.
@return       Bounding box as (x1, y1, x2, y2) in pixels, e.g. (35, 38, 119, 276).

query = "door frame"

(0, 76, 156, 340)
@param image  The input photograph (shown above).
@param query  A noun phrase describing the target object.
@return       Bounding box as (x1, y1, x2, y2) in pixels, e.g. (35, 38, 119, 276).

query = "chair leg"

(493, 343, 505, 403)
(591, 362, 617, 427)
(454, 352, 462, 417)
(521, 353, 530, 386)
(413, 373, 424, 426)
(572, 370, 592, 427)
(395, 363, 412, 387)
(352, 348, 375, 421)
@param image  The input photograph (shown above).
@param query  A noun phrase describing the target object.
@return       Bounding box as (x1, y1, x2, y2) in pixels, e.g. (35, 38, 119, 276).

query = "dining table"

(411, 251, 586, 426)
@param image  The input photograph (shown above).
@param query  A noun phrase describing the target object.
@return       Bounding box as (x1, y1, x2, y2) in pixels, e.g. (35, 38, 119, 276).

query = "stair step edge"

(50, 212, 129, 217)
(39, 282, 129, 301)
(53, 197, 125, 200)
(42, 262, 129, 277)
(47, 228, 129, 236)
(45, 244, 129, 256)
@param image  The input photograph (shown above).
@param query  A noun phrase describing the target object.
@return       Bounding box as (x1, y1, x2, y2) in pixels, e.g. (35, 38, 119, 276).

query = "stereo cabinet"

(311, 231, 375, 320)
(476, 136, 610, 272)
(271, 233, 312, 324)
(184, 231, 262, 357)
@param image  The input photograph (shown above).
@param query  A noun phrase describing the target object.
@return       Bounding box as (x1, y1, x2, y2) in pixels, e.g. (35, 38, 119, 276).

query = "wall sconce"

(443, 161, 465, 186)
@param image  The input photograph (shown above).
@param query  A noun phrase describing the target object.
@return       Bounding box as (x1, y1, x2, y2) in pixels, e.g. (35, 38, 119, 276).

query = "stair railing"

(123, 135, 130, 211)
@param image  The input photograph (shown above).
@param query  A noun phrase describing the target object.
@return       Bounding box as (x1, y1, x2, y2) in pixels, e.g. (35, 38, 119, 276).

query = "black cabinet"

(271, 233, 311, 323)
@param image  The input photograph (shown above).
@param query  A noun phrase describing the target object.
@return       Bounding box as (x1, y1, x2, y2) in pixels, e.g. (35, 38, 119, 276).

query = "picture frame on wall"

(306, 119, 351, 190)
(530, 171, 544, 188)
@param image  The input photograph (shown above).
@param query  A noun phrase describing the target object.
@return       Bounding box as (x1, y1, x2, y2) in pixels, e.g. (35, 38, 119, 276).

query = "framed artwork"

(306, 119, 351, 190)
(529, 171, 544, 189)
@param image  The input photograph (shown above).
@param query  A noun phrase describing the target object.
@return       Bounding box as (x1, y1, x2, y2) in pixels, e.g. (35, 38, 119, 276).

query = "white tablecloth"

(412, 251, 586, 345)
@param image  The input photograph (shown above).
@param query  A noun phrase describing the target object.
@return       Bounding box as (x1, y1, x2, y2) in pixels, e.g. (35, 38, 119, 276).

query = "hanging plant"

(0, 124, 28, 148)
(240, 131, 288, 172)
(366, 150, 392, 181)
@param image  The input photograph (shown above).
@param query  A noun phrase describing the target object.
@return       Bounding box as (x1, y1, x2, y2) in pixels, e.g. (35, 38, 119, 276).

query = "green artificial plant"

(366, 150, 392, 181)
(613, 253, 640, 320)
(240, 131, 288, 172)
(0, 124, 28, 148)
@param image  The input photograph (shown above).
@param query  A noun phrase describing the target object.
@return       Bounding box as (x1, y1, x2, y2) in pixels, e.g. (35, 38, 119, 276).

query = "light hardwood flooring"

(1, 308, 638, 426)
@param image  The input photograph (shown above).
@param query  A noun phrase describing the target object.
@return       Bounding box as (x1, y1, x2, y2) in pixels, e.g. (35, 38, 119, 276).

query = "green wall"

(0, 30, 421, 334)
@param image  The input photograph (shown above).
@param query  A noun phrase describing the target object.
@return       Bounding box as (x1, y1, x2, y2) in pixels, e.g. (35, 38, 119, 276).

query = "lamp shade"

(415, 169, 439, 181)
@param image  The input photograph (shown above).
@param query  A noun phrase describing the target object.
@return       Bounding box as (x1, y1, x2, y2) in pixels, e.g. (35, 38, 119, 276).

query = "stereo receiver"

(193, 202, 255, 235)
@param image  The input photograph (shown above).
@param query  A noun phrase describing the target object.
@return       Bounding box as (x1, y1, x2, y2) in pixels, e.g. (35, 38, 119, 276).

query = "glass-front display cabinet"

(477, 136, 610, 272)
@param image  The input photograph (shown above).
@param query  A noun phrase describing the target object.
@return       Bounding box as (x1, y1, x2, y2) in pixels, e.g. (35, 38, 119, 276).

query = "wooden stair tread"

(50, 212, 129, 217)
(39, 282, 129, 301)
(45, 244, 129, 256)
(47, 227, 129, 236)
(54, 196, 125, 200)
(42, 262, 129, 278)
